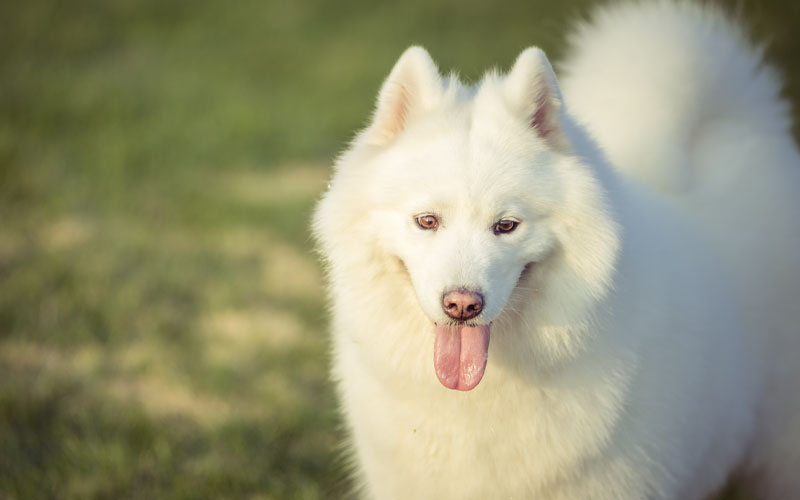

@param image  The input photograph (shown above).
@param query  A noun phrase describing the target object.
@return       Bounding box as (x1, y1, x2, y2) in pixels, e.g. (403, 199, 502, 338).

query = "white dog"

(313, 2, 800, 498)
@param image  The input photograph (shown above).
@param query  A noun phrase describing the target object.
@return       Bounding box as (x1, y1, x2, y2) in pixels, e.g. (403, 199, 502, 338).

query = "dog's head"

(315, 47, 619, 390)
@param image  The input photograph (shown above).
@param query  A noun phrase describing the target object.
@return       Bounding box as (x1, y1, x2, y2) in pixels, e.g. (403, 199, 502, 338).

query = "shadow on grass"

(0, 370, 348, 499)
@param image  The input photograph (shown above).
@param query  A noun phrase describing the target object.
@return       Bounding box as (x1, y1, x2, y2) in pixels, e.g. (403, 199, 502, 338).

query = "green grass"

(0, 0, 797, 498)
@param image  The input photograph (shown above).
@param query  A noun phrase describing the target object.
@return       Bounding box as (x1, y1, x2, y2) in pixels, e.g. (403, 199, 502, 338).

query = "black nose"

(442, 290, 484, 321)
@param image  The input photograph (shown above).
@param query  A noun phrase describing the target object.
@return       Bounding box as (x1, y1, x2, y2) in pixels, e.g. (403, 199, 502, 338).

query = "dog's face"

(371, 121, 559, 328)
(365, 47, 568, 328)
(315, 47, 619, 390)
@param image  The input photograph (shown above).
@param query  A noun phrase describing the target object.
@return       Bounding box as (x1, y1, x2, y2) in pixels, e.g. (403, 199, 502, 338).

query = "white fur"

(313, 2, 800, 498)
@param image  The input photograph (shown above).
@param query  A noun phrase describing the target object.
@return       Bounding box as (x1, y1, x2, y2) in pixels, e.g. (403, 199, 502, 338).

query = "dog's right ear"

(504, 48, 568, 151)
(366, 46, 444, 145)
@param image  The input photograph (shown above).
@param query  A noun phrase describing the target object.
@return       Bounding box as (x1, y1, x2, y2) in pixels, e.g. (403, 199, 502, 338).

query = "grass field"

(1, 0, 798, 498)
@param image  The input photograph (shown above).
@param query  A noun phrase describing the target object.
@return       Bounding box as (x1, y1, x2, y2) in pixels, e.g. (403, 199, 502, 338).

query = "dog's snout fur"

(442, 290, 484, 320)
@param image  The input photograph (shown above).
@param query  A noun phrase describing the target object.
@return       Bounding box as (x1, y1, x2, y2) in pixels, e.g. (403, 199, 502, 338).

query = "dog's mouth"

(394, 256, 536, 391)
(432, 263, 535, 392)
(433, 323, 491, 391)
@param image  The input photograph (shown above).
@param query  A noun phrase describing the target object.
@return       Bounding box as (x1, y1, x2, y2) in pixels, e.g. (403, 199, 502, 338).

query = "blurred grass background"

(0, 0, 797, 498)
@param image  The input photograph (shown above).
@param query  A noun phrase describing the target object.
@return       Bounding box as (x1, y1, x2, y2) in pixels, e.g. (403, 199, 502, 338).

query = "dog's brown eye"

(415, 214, 439, 230)
(493, 219, 519, 235)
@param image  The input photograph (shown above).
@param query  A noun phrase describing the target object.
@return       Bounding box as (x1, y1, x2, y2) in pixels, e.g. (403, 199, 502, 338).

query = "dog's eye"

(493, 219, 519, 235)
(415, 214, 439, 230)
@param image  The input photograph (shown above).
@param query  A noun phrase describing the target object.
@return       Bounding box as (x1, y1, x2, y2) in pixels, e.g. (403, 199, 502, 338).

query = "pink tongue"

(434, 324, 491, 391)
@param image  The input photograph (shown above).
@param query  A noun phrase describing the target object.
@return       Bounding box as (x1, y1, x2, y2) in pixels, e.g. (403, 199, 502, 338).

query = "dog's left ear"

(366, 46, 444, 145)
(504, 48, 568, 150)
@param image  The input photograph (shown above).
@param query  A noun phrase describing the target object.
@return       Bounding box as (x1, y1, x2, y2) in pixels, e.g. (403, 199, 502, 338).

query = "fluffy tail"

(559, 0, 792, 196)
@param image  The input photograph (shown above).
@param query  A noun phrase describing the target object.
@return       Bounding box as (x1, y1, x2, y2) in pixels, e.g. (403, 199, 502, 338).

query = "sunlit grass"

(0, 163, 344, 498)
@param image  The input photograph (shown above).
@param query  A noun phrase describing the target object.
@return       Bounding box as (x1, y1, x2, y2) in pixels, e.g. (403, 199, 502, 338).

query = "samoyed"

(313, 2, 800, 498)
